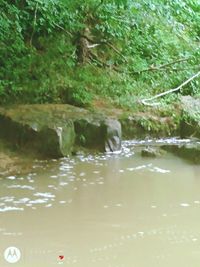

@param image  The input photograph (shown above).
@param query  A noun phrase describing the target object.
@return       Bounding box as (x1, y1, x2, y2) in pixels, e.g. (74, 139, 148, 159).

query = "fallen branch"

(158, 57, 191, 69)
(141, 70, 200, 106)
(133, 57, 191, 74)
(136, 64, 200, 73)
(169, 65, 200, 71)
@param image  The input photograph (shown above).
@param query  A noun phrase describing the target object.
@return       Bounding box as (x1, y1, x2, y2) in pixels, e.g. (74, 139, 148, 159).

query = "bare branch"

(141, 70, 200, 105)
(136, 64, 200, 73)
(133, 57, 191, 74)
(158, 57, 191, 69)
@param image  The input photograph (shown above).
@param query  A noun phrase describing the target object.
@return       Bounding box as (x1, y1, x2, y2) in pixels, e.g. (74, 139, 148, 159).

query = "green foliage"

(66, 85, 93, 107)
(0, 0, 199, 106)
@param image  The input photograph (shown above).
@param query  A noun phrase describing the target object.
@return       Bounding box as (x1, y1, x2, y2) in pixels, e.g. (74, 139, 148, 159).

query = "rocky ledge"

(0, 104, 121, 158)
(162, 139, 200, 164)
(0, 96, 199, 160)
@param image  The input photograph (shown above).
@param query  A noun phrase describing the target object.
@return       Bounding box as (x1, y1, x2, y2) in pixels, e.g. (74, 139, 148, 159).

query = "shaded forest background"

(0, 0, 199, 108)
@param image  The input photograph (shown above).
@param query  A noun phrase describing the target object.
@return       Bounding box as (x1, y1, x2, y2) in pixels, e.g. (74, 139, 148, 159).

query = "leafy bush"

(0, 0, 199, 106)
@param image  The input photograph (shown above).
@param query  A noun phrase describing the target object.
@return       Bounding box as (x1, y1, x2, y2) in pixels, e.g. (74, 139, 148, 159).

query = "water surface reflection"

(0, 140, 200, 266)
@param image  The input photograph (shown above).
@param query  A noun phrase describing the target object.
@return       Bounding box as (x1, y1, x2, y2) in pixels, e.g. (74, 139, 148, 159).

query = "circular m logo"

(4, 247, 21, 264)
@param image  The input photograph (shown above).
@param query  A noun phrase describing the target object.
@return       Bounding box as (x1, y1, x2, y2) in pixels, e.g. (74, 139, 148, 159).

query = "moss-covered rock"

(74, 117, 121, 152)
(141, 147, 165, 158)
(0, 105, 76, 157)
(180, 96, 200, 138)
(0, 104, 122, 157)
(119, 113, 178, 139)
(162, 141, 200, 164)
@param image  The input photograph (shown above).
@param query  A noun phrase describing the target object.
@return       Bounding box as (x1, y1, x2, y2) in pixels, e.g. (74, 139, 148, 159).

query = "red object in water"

(59, 255, 64, 260)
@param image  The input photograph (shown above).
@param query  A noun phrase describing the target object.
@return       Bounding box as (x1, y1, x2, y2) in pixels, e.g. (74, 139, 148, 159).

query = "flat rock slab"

(141, 147, 165, 158)
(162, 141, 200, 164)
(0, 104, 121, 158)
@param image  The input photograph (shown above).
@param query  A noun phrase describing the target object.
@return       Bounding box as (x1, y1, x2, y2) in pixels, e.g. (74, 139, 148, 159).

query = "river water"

(0, 139, 200, 267)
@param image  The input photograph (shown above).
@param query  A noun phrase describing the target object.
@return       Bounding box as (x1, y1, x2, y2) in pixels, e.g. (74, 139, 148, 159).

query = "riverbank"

(0, 95, 199, 176)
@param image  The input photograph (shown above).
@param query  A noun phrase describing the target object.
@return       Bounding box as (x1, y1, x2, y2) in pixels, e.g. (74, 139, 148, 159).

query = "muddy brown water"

(0, 139, 200, 267)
